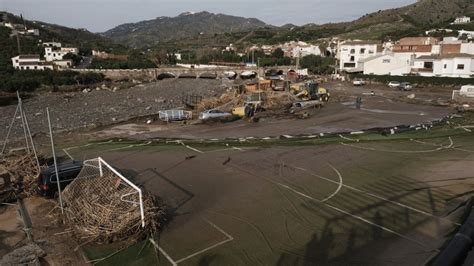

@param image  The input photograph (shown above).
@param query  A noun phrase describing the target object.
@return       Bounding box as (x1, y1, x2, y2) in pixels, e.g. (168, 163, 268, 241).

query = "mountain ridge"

(102, 11, 268, 48)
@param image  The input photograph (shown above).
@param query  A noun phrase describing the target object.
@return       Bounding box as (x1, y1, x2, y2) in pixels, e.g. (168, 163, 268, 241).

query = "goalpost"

(62, 157, 145, 229)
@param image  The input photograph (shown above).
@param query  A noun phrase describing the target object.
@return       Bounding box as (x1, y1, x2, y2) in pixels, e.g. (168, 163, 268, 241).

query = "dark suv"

(37, 161, 83, 197)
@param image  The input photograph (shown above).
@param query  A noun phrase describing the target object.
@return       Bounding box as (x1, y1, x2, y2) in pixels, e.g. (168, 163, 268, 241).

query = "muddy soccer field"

(65, 119, 474, 265)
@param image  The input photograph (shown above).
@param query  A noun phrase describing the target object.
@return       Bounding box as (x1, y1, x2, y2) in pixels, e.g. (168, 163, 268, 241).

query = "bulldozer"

(232, 90, 266, 118)
(290, 81, 330, 102)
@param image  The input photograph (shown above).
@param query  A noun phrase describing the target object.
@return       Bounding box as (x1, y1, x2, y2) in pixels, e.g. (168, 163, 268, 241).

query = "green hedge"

(0, 70, 105, 92)
(350, 74, 474, 86)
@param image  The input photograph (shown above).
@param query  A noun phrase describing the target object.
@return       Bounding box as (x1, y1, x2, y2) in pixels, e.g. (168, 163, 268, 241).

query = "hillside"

(0, 12, 126, 55)
(152, 0, 474, 51)
(102, 11, 268, 48)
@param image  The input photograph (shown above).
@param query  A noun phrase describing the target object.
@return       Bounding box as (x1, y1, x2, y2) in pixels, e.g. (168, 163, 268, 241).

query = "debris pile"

(1, 154, 42, 196)
(264, 92, 295, 110)
(196, 91, 241, 112)
(0, 243, 46, 265)
(62, 163, 164, 244)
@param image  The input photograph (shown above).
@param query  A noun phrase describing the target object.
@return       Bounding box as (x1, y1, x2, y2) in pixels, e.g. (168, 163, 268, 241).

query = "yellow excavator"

(290, 81, 330, 102)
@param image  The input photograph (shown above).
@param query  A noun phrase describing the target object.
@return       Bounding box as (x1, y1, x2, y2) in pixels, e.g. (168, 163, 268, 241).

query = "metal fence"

(159, 110, 193, 122)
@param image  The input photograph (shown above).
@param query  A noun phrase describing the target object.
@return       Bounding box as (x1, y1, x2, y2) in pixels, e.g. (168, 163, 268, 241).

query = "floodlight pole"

(47, 108, 64, 215)
(1, 105, 19, 155)
(17, 91, 40, 172)
(17, 92, 30, 153)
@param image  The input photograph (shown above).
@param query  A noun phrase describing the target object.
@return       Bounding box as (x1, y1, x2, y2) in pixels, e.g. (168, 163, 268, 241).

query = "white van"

(453, 85, 474, 100)
(460, 85, 474, 97)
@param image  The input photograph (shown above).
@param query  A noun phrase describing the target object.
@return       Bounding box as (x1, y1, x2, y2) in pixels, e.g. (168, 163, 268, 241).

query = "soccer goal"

(62, 157, 145, 241)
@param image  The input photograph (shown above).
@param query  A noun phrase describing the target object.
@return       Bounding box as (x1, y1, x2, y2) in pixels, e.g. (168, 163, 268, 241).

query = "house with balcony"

(338, 40, 382, 72)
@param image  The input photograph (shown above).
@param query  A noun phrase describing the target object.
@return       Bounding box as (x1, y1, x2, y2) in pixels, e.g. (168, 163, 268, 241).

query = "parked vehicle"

(399, 82, 413, 91)
(452, 85, 474, 100)
(388, 81, 401, 88)
(353, 79, 366, 86)
(199, 109, 233, 120)
(37, 161, 83, 197)
(459, 85, 474, 97)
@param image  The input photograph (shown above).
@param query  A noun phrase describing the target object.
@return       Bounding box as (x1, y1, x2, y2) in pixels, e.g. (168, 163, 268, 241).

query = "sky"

(2, 0, 417, 33)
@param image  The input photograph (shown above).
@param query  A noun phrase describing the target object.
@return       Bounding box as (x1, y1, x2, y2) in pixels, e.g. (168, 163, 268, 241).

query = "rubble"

(0, 243, 46, 265)
(0, 79, 227, 138)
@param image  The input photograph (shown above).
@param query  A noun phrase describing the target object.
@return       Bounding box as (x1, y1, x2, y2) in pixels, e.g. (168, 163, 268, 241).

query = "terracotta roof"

(399, 37, 439, 45)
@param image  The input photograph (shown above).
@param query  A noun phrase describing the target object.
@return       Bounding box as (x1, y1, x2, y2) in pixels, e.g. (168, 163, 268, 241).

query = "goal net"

(62, 157, 146, 242)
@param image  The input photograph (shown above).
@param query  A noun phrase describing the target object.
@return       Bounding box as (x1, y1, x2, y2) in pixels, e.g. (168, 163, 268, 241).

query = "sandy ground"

(0, 197, 87, 265)
(66, 131, 474, 265)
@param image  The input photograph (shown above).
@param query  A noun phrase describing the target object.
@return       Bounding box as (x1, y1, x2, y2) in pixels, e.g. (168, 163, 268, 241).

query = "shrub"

(0, 70, 104, 92)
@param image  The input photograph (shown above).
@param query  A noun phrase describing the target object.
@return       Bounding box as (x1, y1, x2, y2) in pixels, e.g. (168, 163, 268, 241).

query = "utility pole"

(47, 108, 64, 215)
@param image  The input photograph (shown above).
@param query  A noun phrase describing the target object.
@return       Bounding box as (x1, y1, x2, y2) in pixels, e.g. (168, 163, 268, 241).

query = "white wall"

(427, 57, 474, 78)
(339, 44, 378, 71)
(461, 43, 474, 55)
(414, 56, 474, 78)
(363, 54, 411, 76)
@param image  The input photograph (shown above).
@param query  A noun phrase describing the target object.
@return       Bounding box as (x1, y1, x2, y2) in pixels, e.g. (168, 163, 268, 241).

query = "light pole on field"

(47, 107, 64, 215)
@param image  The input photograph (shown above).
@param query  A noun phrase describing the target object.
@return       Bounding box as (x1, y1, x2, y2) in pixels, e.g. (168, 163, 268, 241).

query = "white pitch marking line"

(179, 142, 204, 154)
(275, 182, 433, 251)
(175, 219, 234, 264)
(321, 163, 343, 203)
(338, 134, 359, 142)
(412, 137, 474, 153)
(232, 146, 243, 151)
(63, 149, 74, 160)
(291, 165, 461, 226)
(149, 238, 177, 266)
(106, 141, 152, 151)
(340, 139, 451, 153)
(64, 140, 113, 151)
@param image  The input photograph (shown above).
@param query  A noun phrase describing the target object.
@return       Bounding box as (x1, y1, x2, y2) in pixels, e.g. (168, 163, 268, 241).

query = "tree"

(272, 48, 284, 59)
(300, 55, 335, 74)
(63, 53, 82, 66)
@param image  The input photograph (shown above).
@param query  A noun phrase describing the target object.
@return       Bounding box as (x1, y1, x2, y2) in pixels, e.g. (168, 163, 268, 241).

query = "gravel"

(0, 79, 230, 139)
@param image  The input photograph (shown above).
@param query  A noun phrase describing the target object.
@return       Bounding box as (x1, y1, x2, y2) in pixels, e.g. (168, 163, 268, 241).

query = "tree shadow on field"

(277, 222, 336, 266)
(274, 172, 464, 266)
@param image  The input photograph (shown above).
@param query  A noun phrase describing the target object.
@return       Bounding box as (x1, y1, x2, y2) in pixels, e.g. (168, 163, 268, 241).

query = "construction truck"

(232, 90, 266, 118)
(290, 81, 330, 102)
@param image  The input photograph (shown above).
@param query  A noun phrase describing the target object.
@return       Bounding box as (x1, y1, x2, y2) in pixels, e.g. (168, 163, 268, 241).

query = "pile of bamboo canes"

(62, 172, 164, 244)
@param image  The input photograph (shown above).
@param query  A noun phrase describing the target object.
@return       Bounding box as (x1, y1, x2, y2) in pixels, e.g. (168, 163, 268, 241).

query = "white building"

(290, 45, 321, 58)
(363, 54, 412, 76)
(461, 42, 474, 55)
(413, 54, 474, 78)
(11, 55, 53, 70)
(453, 16, 471, 25)
(42, 42, 62, 48)
(44, 44, 78, 62)
(338, 40, 381, 72)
